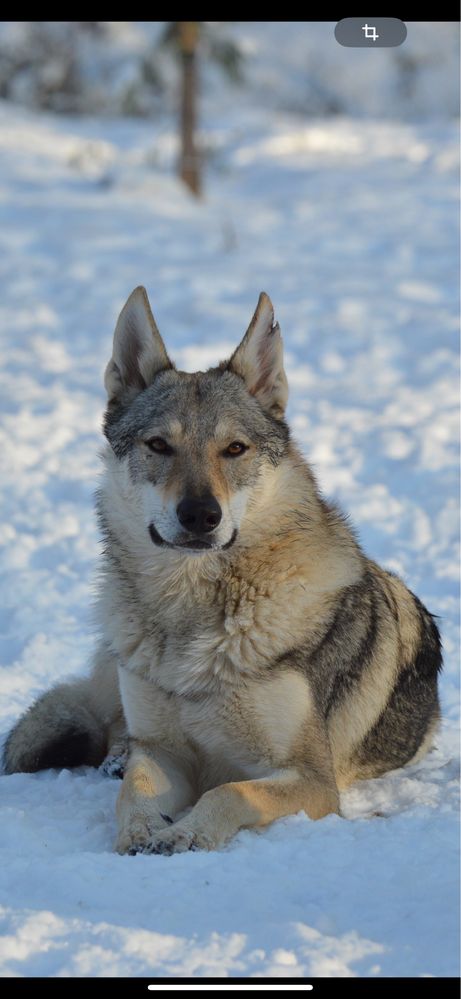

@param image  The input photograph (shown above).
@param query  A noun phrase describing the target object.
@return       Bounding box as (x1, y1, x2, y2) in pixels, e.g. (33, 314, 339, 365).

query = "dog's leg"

(115, 741, 197, 854)
(143, 766, 340, 855)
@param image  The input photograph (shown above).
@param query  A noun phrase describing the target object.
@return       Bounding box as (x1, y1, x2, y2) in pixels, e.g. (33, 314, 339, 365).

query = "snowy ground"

(0, 96, 459, 978)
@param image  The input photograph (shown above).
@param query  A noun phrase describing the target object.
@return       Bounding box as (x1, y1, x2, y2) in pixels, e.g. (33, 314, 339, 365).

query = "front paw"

(140, 823, 215, 856)
(116, 812, 172, 855)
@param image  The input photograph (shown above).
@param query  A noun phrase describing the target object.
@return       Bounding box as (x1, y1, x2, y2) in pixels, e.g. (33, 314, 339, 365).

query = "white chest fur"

(118, 660, 313, 784)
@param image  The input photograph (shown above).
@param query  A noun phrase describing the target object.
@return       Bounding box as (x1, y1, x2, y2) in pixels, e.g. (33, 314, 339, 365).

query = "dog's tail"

(2, 645, 124, 775)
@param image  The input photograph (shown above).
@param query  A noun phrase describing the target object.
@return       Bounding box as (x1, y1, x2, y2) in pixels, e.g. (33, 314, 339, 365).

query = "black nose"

(176, 495, 222, 534)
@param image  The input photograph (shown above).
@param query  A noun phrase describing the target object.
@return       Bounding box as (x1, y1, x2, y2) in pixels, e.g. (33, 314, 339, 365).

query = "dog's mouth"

(148, 523, 237, 553)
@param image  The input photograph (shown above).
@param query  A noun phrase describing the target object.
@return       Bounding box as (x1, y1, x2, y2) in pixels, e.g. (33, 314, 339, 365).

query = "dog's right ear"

(104, 287, 173, 403)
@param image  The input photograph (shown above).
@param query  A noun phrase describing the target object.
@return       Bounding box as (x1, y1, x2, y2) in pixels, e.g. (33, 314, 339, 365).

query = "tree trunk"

(178, 22, 201, 197)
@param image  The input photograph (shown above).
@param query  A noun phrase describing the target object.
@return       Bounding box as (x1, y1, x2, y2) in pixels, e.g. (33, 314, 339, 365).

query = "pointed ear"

(104, 286, 173, 403)
(226, 292, 288, 418)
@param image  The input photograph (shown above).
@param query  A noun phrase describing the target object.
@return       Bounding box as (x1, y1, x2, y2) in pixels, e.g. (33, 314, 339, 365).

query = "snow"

(0, 49, 459, 979)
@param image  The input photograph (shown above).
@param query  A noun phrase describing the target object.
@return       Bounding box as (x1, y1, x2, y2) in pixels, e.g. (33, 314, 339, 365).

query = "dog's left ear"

(226, 293, 288, 418)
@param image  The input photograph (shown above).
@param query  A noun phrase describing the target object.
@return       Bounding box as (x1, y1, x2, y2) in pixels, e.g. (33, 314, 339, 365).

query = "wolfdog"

(3, 287, 442, 854)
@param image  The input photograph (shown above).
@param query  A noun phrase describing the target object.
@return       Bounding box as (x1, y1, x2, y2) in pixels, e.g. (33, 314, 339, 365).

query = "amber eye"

(225, 441, 248, 457)
(145, 437, 173, 455)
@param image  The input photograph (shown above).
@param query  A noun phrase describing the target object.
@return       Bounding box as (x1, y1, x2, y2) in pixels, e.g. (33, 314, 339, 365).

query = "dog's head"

(103, 287, 290, 554)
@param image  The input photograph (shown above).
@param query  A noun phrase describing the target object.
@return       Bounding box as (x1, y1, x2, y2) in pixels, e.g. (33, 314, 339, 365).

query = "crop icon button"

(335, 18, 407, 47)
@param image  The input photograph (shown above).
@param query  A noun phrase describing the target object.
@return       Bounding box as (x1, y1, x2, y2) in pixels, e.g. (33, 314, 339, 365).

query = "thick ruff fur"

(3, 287, 442, 855)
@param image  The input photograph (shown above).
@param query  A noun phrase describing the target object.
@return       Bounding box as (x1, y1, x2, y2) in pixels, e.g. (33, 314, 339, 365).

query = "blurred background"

(0, 22, 458, 192)
(0, 22, 458, 117)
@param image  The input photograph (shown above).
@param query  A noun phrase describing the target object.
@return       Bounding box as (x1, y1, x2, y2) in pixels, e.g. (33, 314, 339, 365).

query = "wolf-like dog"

(3, 287, 442, 854)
